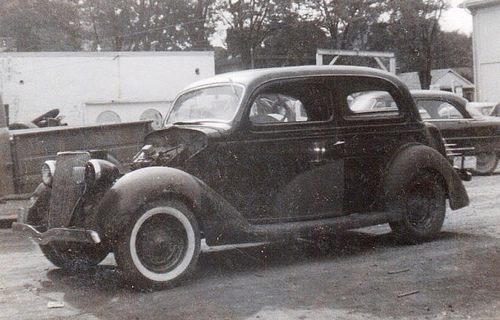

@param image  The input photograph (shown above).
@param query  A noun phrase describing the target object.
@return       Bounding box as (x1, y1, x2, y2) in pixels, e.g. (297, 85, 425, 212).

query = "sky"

(440, 0, 473, 35)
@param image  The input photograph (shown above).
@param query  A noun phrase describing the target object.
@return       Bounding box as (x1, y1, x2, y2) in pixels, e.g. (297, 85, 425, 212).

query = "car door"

(217, 78, 345, 223)
(335, 77, 428, 214)
(414, 98, 474, 149)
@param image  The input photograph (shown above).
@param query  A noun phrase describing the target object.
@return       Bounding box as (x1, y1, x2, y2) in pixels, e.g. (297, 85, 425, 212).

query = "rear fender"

(383, 144, 469, 210)
(96, 167, 251, 243)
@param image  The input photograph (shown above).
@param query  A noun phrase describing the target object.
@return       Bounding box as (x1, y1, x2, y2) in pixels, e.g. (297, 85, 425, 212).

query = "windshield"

(165, 84, 244, 125)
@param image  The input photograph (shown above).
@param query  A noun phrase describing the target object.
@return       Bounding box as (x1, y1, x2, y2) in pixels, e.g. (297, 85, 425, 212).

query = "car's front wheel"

(389, 171, 446, 244)
(474, 152, 498, 175)
(114, 200, 201, 290)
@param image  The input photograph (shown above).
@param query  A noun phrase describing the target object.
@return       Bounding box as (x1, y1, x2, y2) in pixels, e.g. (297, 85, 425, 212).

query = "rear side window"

(250, 81, 333, 125)
(340, 77, 404, 121)
(416, 100, 464, 119)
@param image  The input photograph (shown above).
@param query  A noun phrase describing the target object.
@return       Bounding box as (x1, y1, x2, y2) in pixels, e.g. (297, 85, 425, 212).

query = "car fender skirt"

(96, 166, 251, 243)
(384, 144, 469, 210)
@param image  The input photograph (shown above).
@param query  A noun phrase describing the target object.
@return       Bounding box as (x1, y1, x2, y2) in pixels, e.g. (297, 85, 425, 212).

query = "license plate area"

(453, 156, 476, 169)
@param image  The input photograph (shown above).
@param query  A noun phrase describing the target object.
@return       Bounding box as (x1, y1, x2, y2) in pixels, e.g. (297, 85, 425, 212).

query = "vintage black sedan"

(411, 90, 500, 174)
(14, 66, 469, 290)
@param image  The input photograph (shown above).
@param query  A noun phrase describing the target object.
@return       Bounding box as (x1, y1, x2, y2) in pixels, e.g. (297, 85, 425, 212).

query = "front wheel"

(389, 172, 446, 244)
(40, 242, 109, 272)
(474, 152, 498, 175)
(114, 200, 201, 290)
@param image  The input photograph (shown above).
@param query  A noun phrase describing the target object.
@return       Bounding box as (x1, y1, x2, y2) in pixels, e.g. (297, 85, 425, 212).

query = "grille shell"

(48, 152, 91, 228)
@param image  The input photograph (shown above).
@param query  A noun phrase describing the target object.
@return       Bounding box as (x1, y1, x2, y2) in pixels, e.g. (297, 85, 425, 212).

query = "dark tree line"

(0, 0, 472, 88)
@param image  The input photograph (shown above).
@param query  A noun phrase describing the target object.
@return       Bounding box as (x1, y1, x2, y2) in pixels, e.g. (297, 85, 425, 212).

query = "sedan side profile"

(14, 66, 469, 290)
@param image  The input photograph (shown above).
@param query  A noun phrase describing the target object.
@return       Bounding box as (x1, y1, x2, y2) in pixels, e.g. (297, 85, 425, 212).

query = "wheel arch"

(381, 143, 469, 211)
(96, 166, 250, 244)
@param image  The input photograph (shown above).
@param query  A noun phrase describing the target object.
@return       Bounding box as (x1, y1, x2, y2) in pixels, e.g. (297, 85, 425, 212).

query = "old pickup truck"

(14, 66, 469, 290)
(0, 98, 151, 199)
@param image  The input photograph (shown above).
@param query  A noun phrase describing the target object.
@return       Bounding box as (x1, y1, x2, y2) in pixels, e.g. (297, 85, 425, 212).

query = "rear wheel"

(474, 152, 498, 175)
(114, 200, 201, 290)
(389, 171, 446, 244)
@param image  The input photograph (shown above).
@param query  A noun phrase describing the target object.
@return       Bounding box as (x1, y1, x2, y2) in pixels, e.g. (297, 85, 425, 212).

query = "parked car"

(13, 66, 469, 290)
(467, 102, 499, 117)
(350, 90, 500, 174)
(411, 90, 500, 174)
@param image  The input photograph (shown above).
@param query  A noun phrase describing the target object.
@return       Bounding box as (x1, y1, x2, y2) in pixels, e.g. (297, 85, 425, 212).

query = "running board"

(239, 211, 400, 244)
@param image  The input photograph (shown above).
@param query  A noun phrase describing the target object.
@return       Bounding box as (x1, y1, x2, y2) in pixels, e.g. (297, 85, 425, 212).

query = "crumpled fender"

(96, 166, 251, 244)
(383, 144, 469, 210)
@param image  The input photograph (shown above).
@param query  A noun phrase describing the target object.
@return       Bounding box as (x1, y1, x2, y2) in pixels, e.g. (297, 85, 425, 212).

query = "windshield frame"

(164, 83, 246, 126)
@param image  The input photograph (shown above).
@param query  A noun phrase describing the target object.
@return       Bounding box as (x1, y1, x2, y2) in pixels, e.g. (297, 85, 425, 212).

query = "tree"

(303, 0, 386, 50)
(386, 0, 448, 89)
(257, 20, 328, 67)
(80, 0, 216, 51)
(432, 30, 472, 70)
(215, 0, 295, 69)
(0, 0, 82, 51)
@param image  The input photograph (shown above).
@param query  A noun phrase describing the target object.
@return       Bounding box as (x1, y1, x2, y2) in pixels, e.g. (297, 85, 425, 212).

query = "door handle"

(309, 140, 345, 163)
(334, 140, 345, 147)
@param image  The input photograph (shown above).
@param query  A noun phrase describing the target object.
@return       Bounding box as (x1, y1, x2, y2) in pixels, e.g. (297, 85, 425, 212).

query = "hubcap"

(407, 185, 436, 228)
(135, 214, 188, 273)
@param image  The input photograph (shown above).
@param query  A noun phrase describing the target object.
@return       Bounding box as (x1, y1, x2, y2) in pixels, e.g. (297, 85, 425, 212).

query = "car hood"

(135, 124, 231, 168)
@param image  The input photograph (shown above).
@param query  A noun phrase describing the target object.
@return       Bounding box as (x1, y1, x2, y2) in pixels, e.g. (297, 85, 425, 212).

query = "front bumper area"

(12, 222, 101, 245)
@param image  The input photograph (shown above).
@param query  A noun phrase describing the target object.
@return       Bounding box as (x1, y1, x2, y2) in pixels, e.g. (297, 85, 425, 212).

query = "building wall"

(0, 52, 214, 126)
(469, 1, 500, 102)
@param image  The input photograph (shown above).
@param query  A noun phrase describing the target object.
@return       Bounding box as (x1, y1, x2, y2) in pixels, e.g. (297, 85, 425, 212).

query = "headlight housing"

(41, 160, 56, 186)
(85, 159, 119, 186)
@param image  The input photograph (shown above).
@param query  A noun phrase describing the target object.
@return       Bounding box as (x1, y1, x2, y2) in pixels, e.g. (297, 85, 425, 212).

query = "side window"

(348, 91, 398, 113)
(341, 77, 404, 120)
(250, 81, 332, 125)
(416, 100, 464, 119)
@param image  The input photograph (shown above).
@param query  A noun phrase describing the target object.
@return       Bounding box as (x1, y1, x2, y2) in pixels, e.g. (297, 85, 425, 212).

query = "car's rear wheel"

(114, 200, 201, 290)
(40, 242, 109, 271)
(389, 171, 446, 244)
(474, 152, 498, 175)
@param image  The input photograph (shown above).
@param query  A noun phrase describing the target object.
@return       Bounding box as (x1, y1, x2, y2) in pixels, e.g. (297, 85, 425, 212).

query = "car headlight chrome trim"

(85, 159, 102, 185)
(85, 159, 119, 186)
(41, 160, 56, 186)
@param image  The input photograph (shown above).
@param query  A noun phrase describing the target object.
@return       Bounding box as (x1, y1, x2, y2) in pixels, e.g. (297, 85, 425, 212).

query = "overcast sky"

(440, 0, 473, 34)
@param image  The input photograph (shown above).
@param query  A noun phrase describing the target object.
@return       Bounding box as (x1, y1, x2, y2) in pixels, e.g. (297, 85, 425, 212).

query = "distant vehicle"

(350, 90, 500, 174)
(14, 66, 468, 290)
(411, 90, 500, 175)
(488, 103, 500, 117)
(467, 102, 499, 117)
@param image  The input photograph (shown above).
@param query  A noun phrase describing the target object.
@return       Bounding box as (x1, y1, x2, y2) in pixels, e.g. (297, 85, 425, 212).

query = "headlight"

(41, 160, 56, 186)
(85, 159, 119, 185)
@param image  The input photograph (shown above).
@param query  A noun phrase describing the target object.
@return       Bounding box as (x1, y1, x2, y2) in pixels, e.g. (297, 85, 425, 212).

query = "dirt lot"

(0, 175, 499, 320)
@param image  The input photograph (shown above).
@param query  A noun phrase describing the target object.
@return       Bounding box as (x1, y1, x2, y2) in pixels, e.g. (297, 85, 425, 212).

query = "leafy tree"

(80, 0, 215, 51)
(215, 0, 295, 69)
(386, 0, 448, 89)
(0, 0, 82, 51)
(257, 20, 328, 67)
(303, 0, 386, 50)
(432, 30, 472, 70)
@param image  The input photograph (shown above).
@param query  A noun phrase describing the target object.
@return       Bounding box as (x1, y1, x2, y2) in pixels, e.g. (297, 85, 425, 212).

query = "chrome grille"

(48, 152, 90, 228)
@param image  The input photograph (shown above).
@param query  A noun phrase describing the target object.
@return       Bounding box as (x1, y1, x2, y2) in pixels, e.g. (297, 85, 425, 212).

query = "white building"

(0, 51, 214, 128)
(463, 0, 500, 102)
(398, 68, 474, 101)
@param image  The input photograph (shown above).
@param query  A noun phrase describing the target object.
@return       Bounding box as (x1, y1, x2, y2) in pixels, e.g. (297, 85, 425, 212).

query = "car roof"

(410, 89, 469, 106)
(183, 66, 407, 92)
